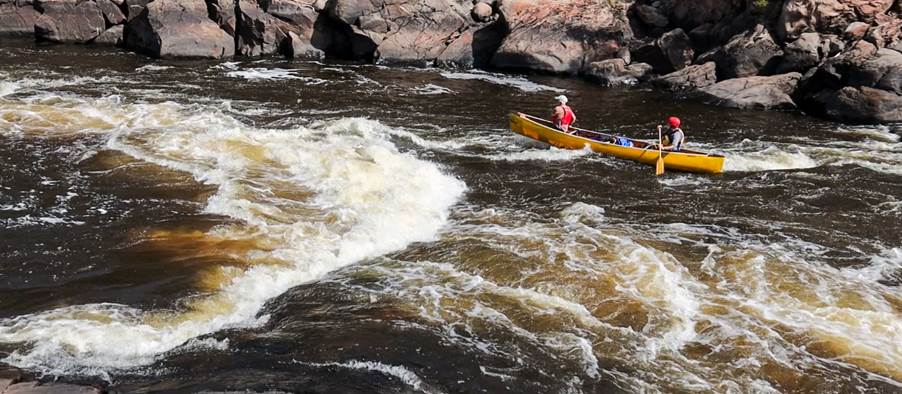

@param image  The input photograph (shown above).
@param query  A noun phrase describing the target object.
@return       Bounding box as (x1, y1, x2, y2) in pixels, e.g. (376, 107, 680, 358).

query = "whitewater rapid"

(0, 80, 466, 376)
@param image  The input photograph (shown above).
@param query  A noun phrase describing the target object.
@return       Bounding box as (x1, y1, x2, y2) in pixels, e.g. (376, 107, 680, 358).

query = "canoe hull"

(509, 113, 725, 174)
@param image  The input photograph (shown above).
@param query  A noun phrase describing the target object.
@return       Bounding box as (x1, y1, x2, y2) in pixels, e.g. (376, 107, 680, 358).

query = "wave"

(225, 67, 328, 84)
(440, 70, 565, 93)
(722, 144, 819, 172)
(0, 91, 467, 376)
(294, 360, 433, 393)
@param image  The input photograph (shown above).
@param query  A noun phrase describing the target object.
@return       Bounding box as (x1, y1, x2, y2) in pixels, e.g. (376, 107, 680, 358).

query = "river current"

(0, 42, 900, 393)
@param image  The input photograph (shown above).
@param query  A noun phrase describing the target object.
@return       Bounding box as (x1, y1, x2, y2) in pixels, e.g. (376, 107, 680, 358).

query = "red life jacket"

(555, 105, 574, 127)
(561, 106, 575, 126)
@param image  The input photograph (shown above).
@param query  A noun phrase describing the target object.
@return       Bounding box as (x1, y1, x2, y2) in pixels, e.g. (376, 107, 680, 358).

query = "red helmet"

(667, 116, 681, 128)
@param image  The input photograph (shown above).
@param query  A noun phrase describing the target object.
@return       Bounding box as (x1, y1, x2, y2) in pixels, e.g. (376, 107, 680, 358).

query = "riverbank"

(1, 0, 901, 123)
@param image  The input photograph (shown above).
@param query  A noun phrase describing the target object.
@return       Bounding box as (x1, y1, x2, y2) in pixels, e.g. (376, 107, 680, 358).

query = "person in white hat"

(551, 95, 576, 133)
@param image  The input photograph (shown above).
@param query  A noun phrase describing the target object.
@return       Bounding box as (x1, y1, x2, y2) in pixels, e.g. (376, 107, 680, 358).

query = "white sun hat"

(554, 95, 568, 104)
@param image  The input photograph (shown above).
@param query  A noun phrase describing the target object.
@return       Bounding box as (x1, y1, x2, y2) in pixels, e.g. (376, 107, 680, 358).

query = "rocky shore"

(1, 0, 900, 123)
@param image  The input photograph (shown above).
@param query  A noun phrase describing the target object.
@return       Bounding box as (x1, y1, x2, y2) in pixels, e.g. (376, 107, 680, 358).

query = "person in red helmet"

(659, 116, 685, 151)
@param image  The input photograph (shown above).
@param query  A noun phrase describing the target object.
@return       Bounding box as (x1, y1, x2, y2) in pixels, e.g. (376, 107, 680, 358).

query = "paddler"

(551, 95, 576, 133)
(657, 116, 685, 151)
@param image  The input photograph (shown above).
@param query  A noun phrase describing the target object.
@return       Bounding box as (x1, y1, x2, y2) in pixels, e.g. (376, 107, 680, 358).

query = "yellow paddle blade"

(656, 156, 665, 176)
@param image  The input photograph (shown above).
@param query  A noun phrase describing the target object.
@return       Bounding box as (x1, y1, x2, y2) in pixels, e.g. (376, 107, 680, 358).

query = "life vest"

(664, 127, 685, 150)
(560, 105, 575, 127)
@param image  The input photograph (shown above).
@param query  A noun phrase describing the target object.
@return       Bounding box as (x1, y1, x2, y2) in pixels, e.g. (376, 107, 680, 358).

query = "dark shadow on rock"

(471, 20, 507, 69)
(310, 11, 373, 62)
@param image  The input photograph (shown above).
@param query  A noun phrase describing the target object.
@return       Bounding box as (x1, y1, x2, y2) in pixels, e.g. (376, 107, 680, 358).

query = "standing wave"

(0, 92, 466, 377)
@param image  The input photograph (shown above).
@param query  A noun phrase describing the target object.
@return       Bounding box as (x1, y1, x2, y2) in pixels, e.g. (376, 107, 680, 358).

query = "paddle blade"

(656, 156, 665, 176)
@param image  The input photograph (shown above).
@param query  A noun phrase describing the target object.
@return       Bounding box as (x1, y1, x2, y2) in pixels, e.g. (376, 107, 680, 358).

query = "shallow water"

(0, 41, 900, 393)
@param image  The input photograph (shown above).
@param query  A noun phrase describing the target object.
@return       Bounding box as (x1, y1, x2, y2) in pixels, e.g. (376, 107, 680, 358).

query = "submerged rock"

(700, 72, 802, 109)
(3, 381, 103, 393)
(124, 0, 234, 58)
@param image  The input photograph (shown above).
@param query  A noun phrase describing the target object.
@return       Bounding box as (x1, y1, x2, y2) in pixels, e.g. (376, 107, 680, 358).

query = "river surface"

(0, 41, 900, 393)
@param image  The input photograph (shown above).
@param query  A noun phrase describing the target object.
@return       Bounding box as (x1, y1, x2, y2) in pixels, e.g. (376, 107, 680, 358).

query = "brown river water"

(0, 41, 901, 393)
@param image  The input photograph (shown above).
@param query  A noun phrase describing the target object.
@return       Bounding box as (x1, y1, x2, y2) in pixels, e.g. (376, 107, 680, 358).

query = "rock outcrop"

(652, 62, 718, 91)
(816, 85, 902, 123)
(34, 0, 107, 43)
(701, 24, 783, 80)
(0, 1, 38, 36)
(92, 24, 123, 45)
(491, 0, 630, 74)
(700, 72, 802, 109)
(584, 58, 652, 86)
(125, 0, 234, 58)
(1, 0, 900, 123)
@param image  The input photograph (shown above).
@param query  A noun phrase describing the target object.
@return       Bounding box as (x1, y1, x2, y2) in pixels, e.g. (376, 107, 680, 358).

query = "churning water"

(0, 42, 900, 393)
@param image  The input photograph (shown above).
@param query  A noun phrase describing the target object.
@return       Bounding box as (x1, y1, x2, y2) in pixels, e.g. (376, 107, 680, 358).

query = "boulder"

(324, 0, 480, 65)
(236, 0, 293, 57)
(778, 0, 895, 40)
(633, 4, 668, 28)
(206, 0, 236, 35)
(491, 0, 630, 74)
(471, 1, 492, 22)
(706, 24, 783, 79)
(584, 59, 653, 86)
(777, 32, 821, 73)
(283, 30, 324, 59)
(124, 0, 234, 58)
(34, 0, 106, 43)
(670, 0, 747, 30)
(124, 0, 151, 21)
(0, 1, 38, 36)
(868, 14, 902, 49)
(435, 23, 506, 68)
(267, 0, 319, 25)
(699, 72, 802, 109)
(96, 0, 125, 25)
(91, 24, 123, 45)
(817, 86, 902, 123)
(652, 61, 717, 91)
(658, 28, 694, 71)
(631, 41, 672, 73)
(845, 21, 871, 40)
(846, 48, 902, 94)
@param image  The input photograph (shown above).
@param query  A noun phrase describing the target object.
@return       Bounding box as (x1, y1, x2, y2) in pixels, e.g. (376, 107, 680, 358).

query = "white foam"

(0, 96, 466, 376)
(225, 68, 327, 85)
(135, 64, 173, 72)
(835, 125, 900, 143)
(413, 84, 453, 95)
(490, 146, 592, 162)
(296, 360, 432, 393)
(839, 247, 902, 284)
(0, 80, 18, 97)
(723, 144, 818, 172)
(440, 70, 565, 93)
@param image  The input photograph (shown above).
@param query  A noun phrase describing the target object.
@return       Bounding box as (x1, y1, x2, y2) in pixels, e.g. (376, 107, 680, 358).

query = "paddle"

(656, 125, 665, 176)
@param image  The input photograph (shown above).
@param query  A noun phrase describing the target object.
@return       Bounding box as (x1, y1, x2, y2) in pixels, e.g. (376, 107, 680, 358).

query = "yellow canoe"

(509, 113, 725, 174)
